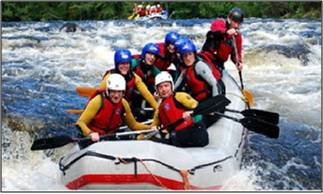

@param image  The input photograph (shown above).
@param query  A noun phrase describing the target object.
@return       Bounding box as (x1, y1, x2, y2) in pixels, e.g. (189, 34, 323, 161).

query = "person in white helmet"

(77, 73, 151, 143)
(151, 71, 209, 147)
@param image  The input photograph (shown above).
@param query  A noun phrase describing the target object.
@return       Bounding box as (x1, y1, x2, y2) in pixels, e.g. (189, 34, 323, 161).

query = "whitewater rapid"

(2, 18, 321, 191)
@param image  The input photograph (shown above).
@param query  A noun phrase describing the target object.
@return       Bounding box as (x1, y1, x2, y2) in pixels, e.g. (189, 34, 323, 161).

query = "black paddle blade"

(31, 136, 76, 150)
(241, 109, 279, 125)
(240, 117, 280, 139)
(195, 95, 231, 115)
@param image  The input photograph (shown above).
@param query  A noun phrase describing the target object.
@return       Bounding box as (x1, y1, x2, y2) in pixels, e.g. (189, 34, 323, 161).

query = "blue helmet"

(141, 43, 160, 59)
(178, 39, 196, 54)
(165, 31, 180, 45)
(114, 49, 132, 66)
(174, 37, 188, 51)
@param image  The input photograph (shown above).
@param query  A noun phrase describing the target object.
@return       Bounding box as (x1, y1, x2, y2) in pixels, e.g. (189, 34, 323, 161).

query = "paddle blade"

(243, 89, 254, 107)
(128, 14, 134, 20)
(31, 136, 76, 150)
(195, 95, 231, 115)
(64, 109, 84, 114)
(241, 109, 279, 125)
(240, 117, 279, 139)
(76, 87, 97, 97)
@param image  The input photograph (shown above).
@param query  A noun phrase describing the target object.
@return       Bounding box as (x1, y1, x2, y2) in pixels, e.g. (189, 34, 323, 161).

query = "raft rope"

(179, 170, 191, 190)
(138, 159, 169, 190)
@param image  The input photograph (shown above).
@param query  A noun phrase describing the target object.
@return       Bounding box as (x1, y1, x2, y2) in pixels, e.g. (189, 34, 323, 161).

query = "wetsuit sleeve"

(151, 110, 161, 127)
(76, 95, 102, 136)
(134, 73, 159, 110)
(100, 72, 111, 88)
(174, 92, 198, 109)
(122, 99, 151, 130)
(174, 70, 185, 91)
(195, 61, 219, 96)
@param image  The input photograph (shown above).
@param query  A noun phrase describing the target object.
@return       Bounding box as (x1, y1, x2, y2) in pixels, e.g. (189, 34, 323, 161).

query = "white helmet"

(106, 73, 126, 91)
(155, 71, 174, 91)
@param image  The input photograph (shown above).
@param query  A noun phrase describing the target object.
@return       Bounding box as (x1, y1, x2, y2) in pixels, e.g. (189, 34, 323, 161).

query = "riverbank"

(2, 2, 321, 22)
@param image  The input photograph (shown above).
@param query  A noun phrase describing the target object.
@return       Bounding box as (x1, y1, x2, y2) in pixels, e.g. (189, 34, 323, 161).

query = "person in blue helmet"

(154, 31, 181, 72)
(174, 39, 224, 127)
(131, 42, 161, 93)
(100, 48, 158, 122)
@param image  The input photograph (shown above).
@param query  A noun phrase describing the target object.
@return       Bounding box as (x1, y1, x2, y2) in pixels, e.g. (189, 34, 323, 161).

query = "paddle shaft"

(232, 36, 244, 90)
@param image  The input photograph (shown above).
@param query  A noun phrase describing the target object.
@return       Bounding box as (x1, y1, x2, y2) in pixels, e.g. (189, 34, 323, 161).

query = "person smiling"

(77, 73, 151, 142)
(151, 71, 208, 147)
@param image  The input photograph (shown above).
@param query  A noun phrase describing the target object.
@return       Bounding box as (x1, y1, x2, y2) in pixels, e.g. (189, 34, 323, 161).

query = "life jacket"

(197, 52, 222, 79)
(87, 89, 124, 135)
(154, 42, 173, 71)
(102, 69, 136, 101)
(131, 55, 157, 88)
(139, 8, 146, 16)
(183, 58, 221, 101)
(183, 64, 210, 101)
(158, 94, 194, 131)
(209, 19, 243, 66)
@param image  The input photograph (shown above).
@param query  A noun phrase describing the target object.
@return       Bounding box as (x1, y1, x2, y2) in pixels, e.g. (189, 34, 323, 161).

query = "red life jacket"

(158, 94, 194, 131)
(125, 75, 136, 101)
(197, 52, 222, 80)
(210, 19, 242, 64)
(183, 65, 211, 101)
(87, 90, 124, 135)
(139, 8, 146, 16)
(154, 42, 172, 71)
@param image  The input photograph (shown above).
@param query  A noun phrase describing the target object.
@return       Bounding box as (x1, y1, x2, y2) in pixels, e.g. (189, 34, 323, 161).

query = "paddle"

(128, 13, 135, 20)
(76, 87, 98, 97)
(213, 111, 279, 139)
(232, 36, 254, 107)
(31, 128, 157, 151)
(225, 108, 279, 125)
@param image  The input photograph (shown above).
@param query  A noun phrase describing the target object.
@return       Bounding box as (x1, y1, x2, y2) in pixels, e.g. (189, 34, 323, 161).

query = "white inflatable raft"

(59, 70, 248, 190)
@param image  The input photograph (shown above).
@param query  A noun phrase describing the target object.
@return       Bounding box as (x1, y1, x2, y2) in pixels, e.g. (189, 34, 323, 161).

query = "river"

(2, 18, 321, 191)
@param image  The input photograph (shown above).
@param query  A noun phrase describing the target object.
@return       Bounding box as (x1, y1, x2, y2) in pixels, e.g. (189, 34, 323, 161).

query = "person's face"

(182, 52, 195, 67)
(109, 90, 124, 103)
(144, 53, 156, 65)
(157, 82, 172, 98)
(229, 19, 240, 29)
(167, 43, 175, 54)
(118, 63, 130, 75)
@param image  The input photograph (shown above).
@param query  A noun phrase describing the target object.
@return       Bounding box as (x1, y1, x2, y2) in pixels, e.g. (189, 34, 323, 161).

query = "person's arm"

(76, 95, 102, 136)
(173, 70, 185, 91)
(230, 33, 243, 65)
(195, 61, 219, 96)
(175, 92, 202, 124)
(134, 73, 158, 110)
(122, 99, 151, 130)
(151, 110, 161, 127)
(174, 92, 198, 109)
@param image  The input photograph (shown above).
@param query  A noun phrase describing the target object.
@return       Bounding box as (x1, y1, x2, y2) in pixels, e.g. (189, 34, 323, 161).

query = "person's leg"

(171, 124, 209, 147)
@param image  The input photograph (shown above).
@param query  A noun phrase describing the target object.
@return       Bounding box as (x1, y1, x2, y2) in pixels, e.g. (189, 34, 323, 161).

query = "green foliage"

(1, 1, 321, 22)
